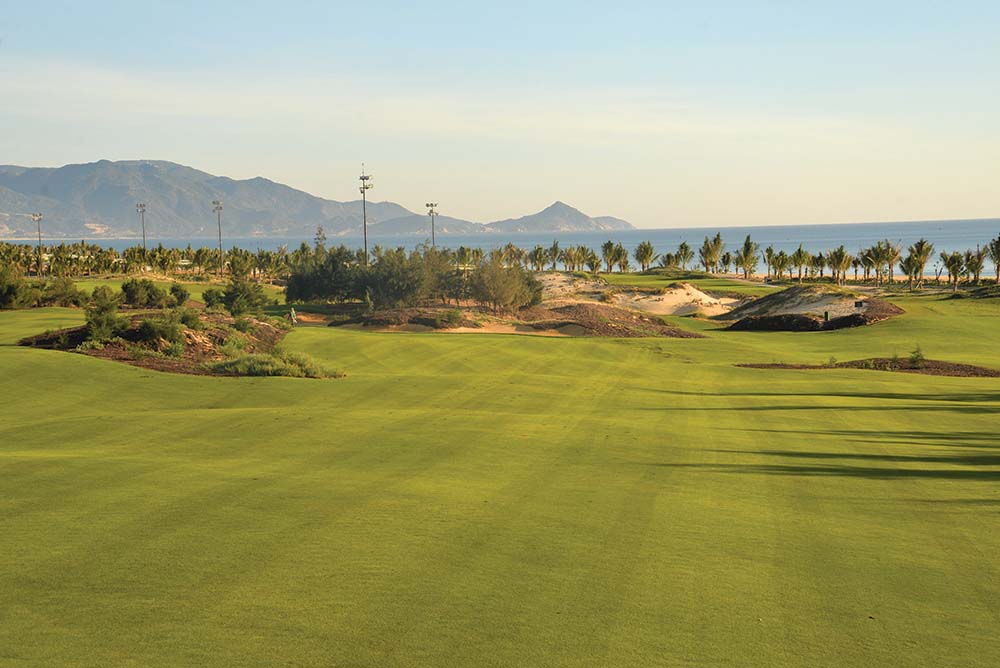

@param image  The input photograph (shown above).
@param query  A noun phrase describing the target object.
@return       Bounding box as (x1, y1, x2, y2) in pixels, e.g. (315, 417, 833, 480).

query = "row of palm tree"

(0, 240, 296, 282)
(3, 232, 999, 290)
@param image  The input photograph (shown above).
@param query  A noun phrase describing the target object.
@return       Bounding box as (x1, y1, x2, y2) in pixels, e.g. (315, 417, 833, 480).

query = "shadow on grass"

(640, 461, 1000, 481)
(629, 386, 1000, 404)
(711, 449, 1000, 467)
(721, 428, 1000, 449)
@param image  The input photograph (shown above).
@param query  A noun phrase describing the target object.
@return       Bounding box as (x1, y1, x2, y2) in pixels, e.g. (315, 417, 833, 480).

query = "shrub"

(207, 350, 339, 379)
(165, 340, 185, 358)
(202, 288, 225, 308)
(909, 345, 926, 369)
(42, 277, 87, 307)
(169, 283, 190, 306)
(223, 279, 269, 316)
(120, 278, 168, 308)
(432, 309, 464, 328)
(136, 315, 184, 345)
(177, 308, 203, 330)
(218, 331, 251, 358)
(232, 317, 254, 333)
(85, 286, 129, 342)
(470, 258, 543, 314)
(0, 268, 34, 308)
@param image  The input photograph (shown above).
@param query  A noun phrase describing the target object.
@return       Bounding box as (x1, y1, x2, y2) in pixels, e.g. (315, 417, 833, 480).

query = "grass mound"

(207, 350, 340, 379)
(518, 303, 704, 338)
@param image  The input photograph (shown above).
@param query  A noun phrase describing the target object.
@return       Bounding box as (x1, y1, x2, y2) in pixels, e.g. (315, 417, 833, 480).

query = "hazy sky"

(2, 2, 998, 228)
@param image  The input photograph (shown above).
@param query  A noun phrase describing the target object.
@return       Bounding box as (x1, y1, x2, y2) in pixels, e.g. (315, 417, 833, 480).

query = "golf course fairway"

(1, 293, 998, 667)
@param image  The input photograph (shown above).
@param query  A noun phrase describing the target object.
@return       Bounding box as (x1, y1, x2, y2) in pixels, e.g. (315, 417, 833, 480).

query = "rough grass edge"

(205, 349, 343, 379)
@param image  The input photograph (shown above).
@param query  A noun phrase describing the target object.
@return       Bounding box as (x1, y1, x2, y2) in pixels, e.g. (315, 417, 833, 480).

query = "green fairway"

(602, 271, 781, 297)
(1, 294, 998, 666)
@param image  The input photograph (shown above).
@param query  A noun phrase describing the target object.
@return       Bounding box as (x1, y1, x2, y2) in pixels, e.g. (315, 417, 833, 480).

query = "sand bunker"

(538, 273, 738, 317)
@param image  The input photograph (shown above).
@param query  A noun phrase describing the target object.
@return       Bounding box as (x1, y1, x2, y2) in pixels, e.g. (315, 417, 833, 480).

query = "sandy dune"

(538, 273, 737, 316)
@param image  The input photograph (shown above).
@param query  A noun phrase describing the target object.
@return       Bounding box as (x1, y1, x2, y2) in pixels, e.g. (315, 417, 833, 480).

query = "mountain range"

(0, 160, 634, 239)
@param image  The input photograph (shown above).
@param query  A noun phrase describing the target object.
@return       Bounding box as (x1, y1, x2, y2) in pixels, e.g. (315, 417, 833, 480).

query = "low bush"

(232, 317, 254, 333)
(0, 269, 34, 308)
(223, 279, 270, 316)
(436, 309, 463, 328)
(121, 278, 168, 308)
(207, 350, 339, 379)
(218, 331, 251, 358)
(136, 315, 184, 345)
(169, 283, 190, 306)
(177, 308, 203, 330)
(42, 277, 87, 307)
(85, 286, 129, 342)
(910, 345, 926, 369)
(202, 288, 225, 308)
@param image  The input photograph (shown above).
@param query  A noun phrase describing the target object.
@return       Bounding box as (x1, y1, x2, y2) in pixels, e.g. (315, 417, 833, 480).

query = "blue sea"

(36, 217, 1000, 263)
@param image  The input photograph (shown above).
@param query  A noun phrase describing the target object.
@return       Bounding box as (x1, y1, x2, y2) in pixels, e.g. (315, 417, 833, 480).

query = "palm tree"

(601, 240, 616, 273)
(719, 252, 733, 274)
(771, 251, 791, 281)
(988, 235, 1000, 285)
(899, 254, 918, 290)
(584, 248, 601, 273)
(905, 238, 934, 289)
(547, 240, 561, 270)
(699, 234, 723, 273)
(676, 241, 694, 271)
(634, 241, 658, 272)
(614, 243, 629, 272)
(940, 250, 964, 292)
(964, 246, 987, 285)
(528, 245, 547, 271)
(827, 246, 852, 286)
(791, 245, 810, 283)
(884, 240, 902, 285)
(735, 235, 759, 280)
(763, 245, 775, 279)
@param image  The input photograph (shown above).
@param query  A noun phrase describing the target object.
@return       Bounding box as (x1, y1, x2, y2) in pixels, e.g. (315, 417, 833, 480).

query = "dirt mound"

(726, 286, 903, 331)
(740, 359, 1000, 378)
(20, 313, 288, 376)
(519, 303, 704, 338)
(728, 313, 823, 331)
(724, 285, 863, 319)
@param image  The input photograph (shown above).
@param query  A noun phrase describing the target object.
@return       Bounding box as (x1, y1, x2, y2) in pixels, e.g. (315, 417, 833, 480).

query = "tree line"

(285, 242, 542, 313)
(2, 228, 998, 293)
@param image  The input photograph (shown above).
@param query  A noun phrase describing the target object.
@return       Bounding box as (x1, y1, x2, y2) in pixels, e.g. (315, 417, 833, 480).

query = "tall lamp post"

(426, 202, 438, 248)
(212, 200, 224, 277)
(359, 165, 373, 266)
(136, 203, 148, 268)
(30, 213, 43, 277)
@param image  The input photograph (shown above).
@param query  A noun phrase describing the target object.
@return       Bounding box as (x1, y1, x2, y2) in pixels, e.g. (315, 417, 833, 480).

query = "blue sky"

(2, 2, 998, 227)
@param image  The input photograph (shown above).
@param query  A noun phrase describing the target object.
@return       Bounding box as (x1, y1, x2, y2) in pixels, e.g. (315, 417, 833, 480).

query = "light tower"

(136, 202, 148, 256)
(30, 213, 43, 277)
(359, 164, 373, 266)
(212, 200, 224, 277)
(426, 203, 438, 248)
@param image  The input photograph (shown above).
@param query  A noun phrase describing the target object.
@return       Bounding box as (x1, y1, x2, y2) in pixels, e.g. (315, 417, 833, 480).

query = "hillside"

(0, 161, 634, 239)
(484, 201, 634, 233)
(0, 160, 411, 239)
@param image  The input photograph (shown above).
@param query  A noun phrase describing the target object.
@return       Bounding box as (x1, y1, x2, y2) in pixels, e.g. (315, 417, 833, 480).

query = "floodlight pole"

(213, 200, 224, 277)
(31, 213, 43, 277)
(426, 203, 438, 248)
(136, 202, 147, 256)
(359, 165, 373, 266)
